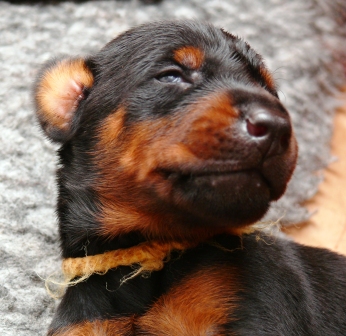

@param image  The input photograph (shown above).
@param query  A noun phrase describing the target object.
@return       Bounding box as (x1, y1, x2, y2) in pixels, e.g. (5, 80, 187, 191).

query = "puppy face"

(35, 21, 297, 242)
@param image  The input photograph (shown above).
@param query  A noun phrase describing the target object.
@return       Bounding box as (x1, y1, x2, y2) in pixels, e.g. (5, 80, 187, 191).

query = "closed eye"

(156, 69, 190, 85)
(158, 71, 183, 83)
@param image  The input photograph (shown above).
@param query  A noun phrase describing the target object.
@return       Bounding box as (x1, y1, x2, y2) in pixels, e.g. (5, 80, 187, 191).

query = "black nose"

(245, 108, 291, 158)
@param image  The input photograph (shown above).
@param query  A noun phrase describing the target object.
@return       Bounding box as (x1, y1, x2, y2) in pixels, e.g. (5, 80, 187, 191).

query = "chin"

(154, 169, 272, 228)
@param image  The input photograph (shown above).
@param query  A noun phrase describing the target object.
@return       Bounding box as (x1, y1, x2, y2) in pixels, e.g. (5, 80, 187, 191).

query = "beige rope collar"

(62, 241, 188, 284)
(46, 224, 279, 298)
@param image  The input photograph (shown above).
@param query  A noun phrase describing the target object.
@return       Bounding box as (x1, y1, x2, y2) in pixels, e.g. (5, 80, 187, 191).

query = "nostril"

(245, 108, 292, 157)
(246, 119, 268, 137)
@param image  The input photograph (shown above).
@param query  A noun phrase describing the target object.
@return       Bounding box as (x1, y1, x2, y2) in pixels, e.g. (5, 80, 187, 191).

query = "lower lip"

(191, 169, 267, 188)
(164, 168, 264, 183)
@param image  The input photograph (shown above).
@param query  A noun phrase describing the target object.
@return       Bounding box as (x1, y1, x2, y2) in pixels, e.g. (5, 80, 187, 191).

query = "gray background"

(0, 0, 345, 334)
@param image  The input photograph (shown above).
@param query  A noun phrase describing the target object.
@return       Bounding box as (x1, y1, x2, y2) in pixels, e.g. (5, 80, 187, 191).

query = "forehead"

(88, 21, 274, 110)
(101, 21, 230, 65)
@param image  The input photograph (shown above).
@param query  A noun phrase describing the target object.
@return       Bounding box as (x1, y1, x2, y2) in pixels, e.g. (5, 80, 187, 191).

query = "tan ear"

(34, 58, 94, 142)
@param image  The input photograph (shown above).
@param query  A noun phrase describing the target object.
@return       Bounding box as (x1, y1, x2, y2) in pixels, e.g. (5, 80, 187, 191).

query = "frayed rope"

(45, 241, 188, 299)
(44, 217, 285, 299)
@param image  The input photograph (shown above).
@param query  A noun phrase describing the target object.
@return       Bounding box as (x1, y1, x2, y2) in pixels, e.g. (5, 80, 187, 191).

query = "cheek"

(122, 92, 239, 179)
(92, 108, 126, 188)
(93, 92, 241, 201)
(90, 96, 240, 239)
(180, 98, 239, 160)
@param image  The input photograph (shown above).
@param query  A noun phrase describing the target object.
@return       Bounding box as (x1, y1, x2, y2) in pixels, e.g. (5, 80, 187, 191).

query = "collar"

(62, 240, 189, 284)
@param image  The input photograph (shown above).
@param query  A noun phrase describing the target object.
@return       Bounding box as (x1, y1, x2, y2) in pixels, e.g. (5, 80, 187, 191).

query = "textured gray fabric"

(0, 0, 345, 334)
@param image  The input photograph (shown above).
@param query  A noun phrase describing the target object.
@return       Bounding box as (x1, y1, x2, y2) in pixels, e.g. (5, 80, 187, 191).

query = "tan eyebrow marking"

(173, 46, 205, 70)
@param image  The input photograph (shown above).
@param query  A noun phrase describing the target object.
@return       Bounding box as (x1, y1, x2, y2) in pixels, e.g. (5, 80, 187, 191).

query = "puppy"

(34, 21, 346, 335)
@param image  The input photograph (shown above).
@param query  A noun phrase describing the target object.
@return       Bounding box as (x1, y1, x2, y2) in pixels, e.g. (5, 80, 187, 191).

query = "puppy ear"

(34, 58, 94, 143)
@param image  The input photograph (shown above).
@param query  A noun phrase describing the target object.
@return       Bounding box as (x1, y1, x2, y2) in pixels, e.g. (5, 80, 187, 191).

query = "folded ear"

(34, 58, 94, 143)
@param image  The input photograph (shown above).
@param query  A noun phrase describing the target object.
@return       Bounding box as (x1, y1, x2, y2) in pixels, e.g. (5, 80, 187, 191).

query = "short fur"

(34, 21, 346, 335)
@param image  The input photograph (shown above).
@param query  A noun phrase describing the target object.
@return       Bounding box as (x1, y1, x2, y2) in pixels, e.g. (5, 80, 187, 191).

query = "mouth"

(154, 166, 272, 226)
(157, 160, 261, 179)
(157, 165, 270, 189)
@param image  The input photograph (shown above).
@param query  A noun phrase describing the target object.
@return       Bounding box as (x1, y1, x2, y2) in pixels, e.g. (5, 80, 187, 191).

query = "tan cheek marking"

(36, 59, 93, 131)
(94, 93, 241, 240)
(95, 118, 196, 238)
(133, 92, 238, 176)
(137, 266, 239, 335)
(94, 108, 149, 237)
(98, 203, 147, 237)
(98, 202, 241, 241)
(174, 46, 205, 70)
(97, 92, 237, 189)
(118, 122, 157, 173)
(118, 118, 197, 181)
(50, 318, 134, 336)
(135, 141, 197, 182)
(97, 107, 126, 149)
(94, 114, 168, 238)
(182, 92, 239, 159)
(94, 107, 128, 194)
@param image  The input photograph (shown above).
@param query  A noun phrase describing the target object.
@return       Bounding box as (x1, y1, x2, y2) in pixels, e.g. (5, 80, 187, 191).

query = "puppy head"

(35, 21, 298, 245)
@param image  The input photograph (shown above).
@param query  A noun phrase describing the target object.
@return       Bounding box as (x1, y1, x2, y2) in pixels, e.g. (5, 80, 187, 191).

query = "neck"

(60, 229, 147, 259)
(60, 223, 253, 261)
(62, 240, 191, 284)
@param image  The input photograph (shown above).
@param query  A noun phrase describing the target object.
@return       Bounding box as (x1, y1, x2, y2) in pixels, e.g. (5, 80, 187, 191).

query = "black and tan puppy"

(35, 21, 346, 335)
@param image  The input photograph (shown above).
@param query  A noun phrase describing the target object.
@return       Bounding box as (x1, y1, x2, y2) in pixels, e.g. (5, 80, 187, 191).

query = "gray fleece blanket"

(1, 0, 345, 334)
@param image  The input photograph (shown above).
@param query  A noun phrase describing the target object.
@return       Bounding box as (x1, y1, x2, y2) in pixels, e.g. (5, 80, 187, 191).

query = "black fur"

(35, 21, 346, 335)
(49, 234, 346, 335)
(55, 22, 284, 258)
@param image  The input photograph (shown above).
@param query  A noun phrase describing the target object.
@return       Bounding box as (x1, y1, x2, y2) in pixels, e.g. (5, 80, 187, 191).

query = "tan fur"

(97, 107, 126, 149)
(36, 58, 93, 132)
(94, 92, 243, 241)
(259, 67, 276, 93)
(173, 46, 205, 70)
(137, 267, 239, 335)
(52, 267, 239, 336)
